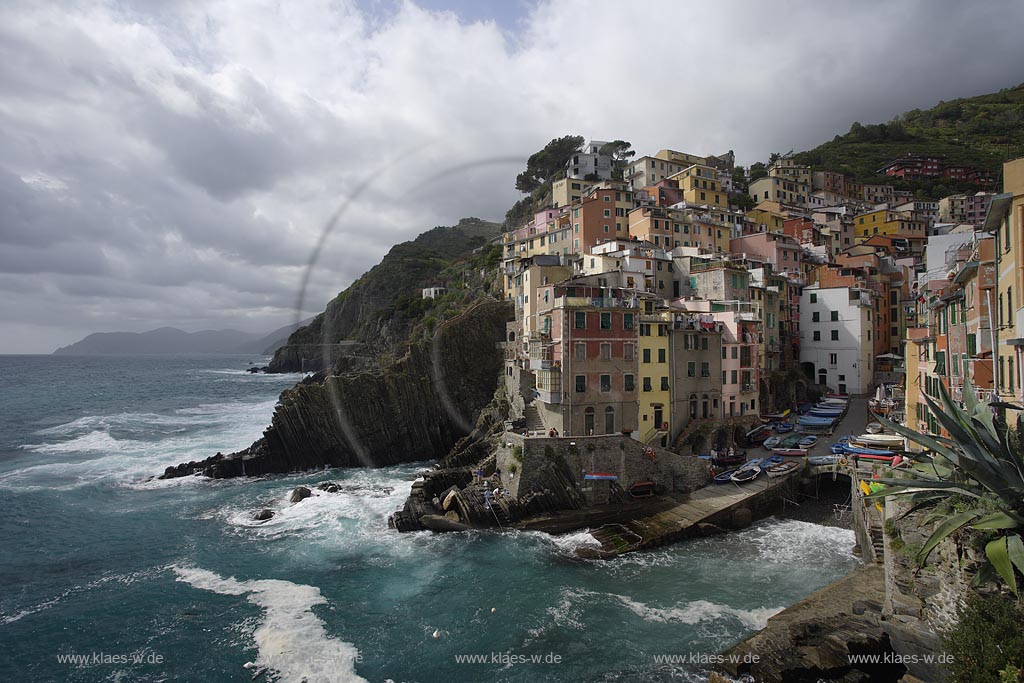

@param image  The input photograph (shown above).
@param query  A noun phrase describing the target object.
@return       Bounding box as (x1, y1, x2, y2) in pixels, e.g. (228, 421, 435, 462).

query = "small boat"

(763, 436, 782, 449)
(865, 422, 883, 434)
(798, 435, 818, 447)
(767, 461, 800, 478)
(774, 423, 794, 433)
(841, 443, 894, 457)
(819, 398, 848, 407)
(772, 447, 808, 457)
(809, 407, 845, 416)
(738, 458, 763, 471)
(713, 454, 745, 467)
(779, 434, 804, 448)
(628, 481, 655, 498)
(855, 434, 904, 449)
(809, 454, 841, 466)
(713, 469, 738, 485)
(730, 467, 761, 483)
(798, 416, 835, 426)
(744, 425, 771, 444)
(830, 443, 846, 454)
(824, 393, 849, 399)
(763, 455, 784, 467)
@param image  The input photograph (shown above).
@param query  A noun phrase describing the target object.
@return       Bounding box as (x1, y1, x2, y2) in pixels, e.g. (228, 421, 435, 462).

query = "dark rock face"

(159, 300, 512, 480)
(289, 486, 312, 503)
(253, 509, 275, 521)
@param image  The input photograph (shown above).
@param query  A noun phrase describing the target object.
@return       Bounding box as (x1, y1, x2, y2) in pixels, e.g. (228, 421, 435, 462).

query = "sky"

(2, 0, 1023, 353)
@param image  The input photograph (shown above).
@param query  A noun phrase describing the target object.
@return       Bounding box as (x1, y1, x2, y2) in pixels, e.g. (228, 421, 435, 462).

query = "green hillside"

(792, 83, 1024, 197)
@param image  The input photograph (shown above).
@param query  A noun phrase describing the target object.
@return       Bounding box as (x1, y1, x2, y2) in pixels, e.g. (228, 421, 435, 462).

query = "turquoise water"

(0, 355, 861, 682)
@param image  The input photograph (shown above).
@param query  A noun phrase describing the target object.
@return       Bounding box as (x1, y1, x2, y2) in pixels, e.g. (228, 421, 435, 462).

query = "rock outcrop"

(710, 564, 907, 683)
(160, 300, 512, 480)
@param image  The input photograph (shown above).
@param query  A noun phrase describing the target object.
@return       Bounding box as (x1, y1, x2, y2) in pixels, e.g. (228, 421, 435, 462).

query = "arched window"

(584, 407, 595, 436)
(689, 393, 698, 418)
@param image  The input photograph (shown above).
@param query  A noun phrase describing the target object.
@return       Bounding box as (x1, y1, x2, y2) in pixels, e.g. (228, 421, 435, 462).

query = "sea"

(0, 354, 861, 683)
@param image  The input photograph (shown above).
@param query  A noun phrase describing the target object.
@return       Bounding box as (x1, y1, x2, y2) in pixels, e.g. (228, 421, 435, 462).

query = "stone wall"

(496, 432, 709, 500)
(882, 498, 970, 682)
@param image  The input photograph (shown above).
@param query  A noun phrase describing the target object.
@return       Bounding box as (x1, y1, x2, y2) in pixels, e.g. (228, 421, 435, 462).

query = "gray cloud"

(1, 0, 1023, 353)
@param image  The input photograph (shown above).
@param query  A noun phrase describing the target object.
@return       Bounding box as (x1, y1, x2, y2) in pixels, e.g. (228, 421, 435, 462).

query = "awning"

(583, 473, 619, 481)
(983, 193, 1013, 233)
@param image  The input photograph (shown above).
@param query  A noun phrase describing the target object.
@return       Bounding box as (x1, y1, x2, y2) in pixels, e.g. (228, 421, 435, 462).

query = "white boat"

(856, 433, 904, 447)
(766, 461, 800, 478)
(763, 436, 781, 449)
(865, 422, 883, 434)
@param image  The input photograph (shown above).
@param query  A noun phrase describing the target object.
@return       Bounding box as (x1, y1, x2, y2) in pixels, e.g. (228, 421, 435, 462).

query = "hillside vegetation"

(268, 217, 502, 372)
(792, 83, 1024, 197)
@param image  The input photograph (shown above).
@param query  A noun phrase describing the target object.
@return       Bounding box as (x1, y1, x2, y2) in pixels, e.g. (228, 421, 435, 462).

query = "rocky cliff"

(160, 299, 512, 479)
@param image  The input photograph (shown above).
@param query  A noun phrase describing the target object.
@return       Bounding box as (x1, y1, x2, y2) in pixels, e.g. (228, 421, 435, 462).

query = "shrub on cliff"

(944, 593, 1024, 683)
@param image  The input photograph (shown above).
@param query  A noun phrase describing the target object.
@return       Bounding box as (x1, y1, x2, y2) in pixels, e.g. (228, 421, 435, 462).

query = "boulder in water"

(253, 509, 275, 521)
(317, 482, 341, 493)
(289, 486, 312, 503)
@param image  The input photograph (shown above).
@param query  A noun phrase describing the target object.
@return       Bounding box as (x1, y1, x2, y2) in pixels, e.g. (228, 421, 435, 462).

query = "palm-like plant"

(867, 379, 1024, 595)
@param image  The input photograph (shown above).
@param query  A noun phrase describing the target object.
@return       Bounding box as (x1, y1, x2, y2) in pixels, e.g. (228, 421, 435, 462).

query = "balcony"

(554, 296, 641, 309)
(535, 368, 562, 404)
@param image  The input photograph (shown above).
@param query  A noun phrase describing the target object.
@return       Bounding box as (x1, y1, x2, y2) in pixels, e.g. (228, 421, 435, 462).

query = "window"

(687, 362, 696, 377)
(658, 348, 666, 363)
(813, 331, 821, 341)
(642, 348, 651, 363)
(624, 343, 635, 360)
(831, 330, 839, 341)
(600, 312, 611, 330)
(731, 370, 738, 384)
(575, 375, 586, 392)
(642, 377, 652, 392)
(700, 362, 710, 377)
(829, 353, 837, 366)
(701, 337, 709, 351)
(574, 312, 586, 329)
(731, 346, 738, 359)
(600, 374, 611, 392)
(812, 311, 820, 322)
(575, 342, 586, 360)
(831, 311, 839, 321)
(600, 343, 611, 360)
(661, 377, 669, 391)
(810, 293, 817, 304)
(623, 313, 635, 330)
(624, 374, 635, 391)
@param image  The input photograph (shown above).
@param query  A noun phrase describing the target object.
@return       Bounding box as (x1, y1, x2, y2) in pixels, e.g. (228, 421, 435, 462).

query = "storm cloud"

(1, 0, 1022, 352)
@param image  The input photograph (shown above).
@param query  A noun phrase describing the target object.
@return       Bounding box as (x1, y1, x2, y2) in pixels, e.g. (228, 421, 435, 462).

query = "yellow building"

(551, 177, 596, 208)
(853, 209, 926, 241)
(655, 149, 707, 166)
(768, 158, 812, 188)
(988, 157, 1024, 403)
(639, 304, 671, 444)
(746, 206, 786, 233)
(674, 164, 729, 209)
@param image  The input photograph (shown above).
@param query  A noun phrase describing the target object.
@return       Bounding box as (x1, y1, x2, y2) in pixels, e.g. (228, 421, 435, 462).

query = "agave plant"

(867, 378, 1024, 595)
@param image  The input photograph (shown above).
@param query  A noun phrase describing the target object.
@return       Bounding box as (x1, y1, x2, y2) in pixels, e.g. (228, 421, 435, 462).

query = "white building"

(799, 285, 875, 395)
(567, 140, 613, 180)
(422, 287, 447, 299)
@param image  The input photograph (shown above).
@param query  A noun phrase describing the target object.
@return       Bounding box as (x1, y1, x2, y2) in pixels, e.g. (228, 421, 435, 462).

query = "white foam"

(735, 518, 858, 567)
(5, 398, 284, 490)
(172, 566, 367, 683)
(611, 594, 781, 631)
(543, 529, 601, 554)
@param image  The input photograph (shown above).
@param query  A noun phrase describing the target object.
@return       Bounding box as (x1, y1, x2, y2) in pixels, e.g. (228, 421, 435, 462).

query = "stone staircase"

(523, 404, 545, 433)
